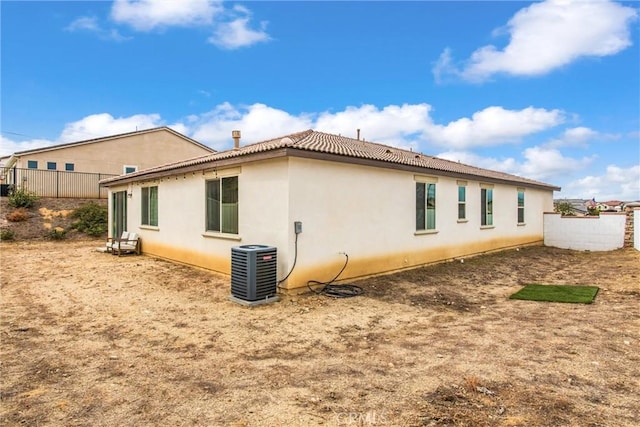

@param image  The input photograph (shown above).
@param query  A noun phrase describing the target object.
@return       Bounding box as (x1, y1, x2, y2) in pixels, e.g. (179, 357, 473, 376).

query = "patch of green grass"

(510, 284, 599, 304)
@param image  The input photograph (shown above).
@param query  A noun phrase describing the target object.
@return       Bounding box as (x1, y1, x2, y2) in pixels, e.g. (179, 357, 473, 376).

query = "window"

(27, 160, 38, 169)
(47, 162, 56, 170)
(416, 182, 436, 231)
(124, 165, 137, 174)
(206, 177, 238, 234)
(458, 185, 466, 220)
(65, 163, 74, 171)
(517, 189, 525, 224)
(141, 186, 158, 226)
(481, 187, 493, 226)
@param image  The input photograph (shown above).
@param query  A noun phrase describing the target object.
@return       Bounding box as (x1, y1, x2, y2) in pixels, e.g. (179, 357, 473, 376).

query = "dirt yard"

(1, 240, 639, 427)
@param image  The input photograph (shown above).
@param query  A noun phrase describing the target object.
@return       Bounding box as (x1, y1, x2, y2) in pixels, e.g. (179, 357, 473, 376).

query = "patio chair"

(106, 231, 129, 253)
(112, 232, 141, 256)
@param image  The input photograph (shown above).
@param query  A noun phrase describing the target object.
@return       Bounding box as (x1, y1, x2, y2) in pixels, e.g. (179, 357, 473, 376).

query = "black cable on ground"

(277, 231, 298, 288)
(306, 253, 364, 298)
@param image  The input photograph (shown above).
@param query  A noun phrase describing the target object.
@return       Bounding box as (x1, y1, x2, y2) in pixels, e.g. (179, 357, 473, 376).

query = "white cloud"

(563, 164, 640, 200)
(423, 106, 565, 149)
(437, 145, 595, 183)
(67, 1, 269, 49)
(435, 0, 638, 82)
(183, 102, 566, 155)
(59, 113, 163, 142)
(518, 146, 595, 180)
(190, 103, 313, 150)
(111, 0, 222, 31)
(65, 16, 130, 42)
(0, 136, 56, 157)
(108, 0, 269, 49)
(545, 126, 598, 148)
(562, 126, 599, 142)
(545, 126, 623, 149)
(432, 48, 457, 85)
(208, 5, 270, 49)
(66, 16, 100, 32)
(436, 150, 518, 173)
(315, 104, 433, 145)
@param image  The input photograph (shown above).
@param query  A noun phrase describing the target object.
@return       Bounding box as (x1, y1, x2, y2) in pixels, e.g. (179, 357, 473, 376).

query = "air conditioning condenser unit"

(229, 244, 279, 306)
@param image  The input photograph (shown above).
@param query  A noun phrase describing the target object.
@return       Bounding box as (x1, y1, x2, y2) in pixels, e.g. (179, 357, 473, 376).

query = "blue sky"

(1, 0, 639, 201)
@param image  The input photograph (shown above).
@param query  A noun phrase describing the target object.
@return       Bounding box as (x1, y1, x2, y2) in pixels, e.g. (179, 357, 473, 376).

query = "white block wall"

(544, 212, 626, 251)
(634, 209, 639, 250)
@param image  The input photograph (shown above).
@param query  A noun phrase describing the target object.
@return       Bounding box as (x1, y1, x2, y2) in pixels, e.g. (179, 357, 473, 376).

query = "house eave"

(285, 148, 561, 192)
(101, 146, 561, 192)
(100, 148, 290, 187)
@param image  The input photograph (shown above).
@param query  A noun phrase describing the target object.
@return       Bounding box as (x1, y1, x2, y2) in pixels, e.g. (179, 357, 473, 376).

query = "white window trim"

(205, 175, 240, 235)
(123, 165, 138, 174)
(480, 184, 494, 228)
(517, 187, 526, 225)
(415, 180, 437, 233)
(414, 229, 439, 236)
(202, 231, 242, 241)
(414, 174, 438, 184)
(457, 182, 467, 221)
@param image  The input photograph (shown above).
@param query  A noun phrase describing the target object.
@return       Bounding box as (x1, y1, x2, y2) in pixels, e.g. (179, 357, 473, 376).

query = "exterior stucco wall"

(14, 130, 211, 175)
(283, 157, 551, 289)
(109, 155, 554, 292)
(109, 158, 292, 276)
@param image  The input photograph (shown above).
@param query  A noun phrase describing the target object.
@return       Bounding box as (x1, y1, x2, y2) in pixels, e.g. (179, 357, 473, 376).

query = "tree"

(554, 201, 575, 216)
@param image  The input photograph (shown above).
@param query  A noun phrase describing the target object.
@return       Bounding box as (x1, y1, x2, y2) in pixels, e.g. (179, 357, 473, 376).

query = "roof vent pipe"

(357, 129, 360, 140)
(232, 130, 241, 149)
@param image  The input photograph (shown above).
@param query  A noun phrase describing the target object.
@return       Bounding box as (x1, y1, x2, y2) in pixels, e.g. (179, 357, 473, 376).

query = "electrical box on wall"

(294, 221, 302, 234)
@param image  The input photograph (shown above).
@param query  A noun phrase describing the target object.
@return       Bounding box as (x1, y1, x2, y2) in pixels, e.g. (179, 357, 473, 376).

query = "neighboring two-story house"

(1, 127, 215, 198)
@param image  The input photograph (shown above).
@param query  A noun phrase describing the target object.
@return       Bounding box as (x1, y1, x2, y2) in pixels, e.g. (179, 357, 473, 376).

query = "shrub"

(554, 201, 575, 216)
(71, 202, 108, 237)
(47, 227, 67, 240)
(7, 188, 38, 208)
(6, 208, 30, 222)
(0, 229, 15, 241)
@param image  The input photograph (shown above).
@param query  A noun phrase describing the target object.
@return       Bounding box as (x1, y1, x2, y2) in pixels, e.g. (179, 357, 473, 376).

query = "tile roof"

(101, 129, 560, 190)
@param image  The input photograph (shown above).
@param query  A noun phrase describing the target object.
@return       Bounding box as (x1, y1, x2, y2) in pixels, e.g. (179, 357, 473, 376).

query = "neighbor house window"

(458, 183, 466, 220)
(517, 189, 525, 224)
(416, 182, 436, 231)
(27, 160, 37, 169)
(141, 186, 158, 227)
(65, 163, 74, 171)
(481, 187, 493, 226)
(206, 176, 238, 234)
(47, 162, 56, 170)
(124, 165, 137, 174)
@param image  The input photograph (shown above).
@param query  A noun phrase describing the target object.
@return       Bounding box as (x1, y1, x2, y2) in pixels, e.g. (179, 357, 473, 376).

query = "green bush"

(8, 188, 38, 208)
(0, 229, 15, 241)
(47, 227, 67, 240)
(554, 201, 575, 216)
(71, 202, 108, 237)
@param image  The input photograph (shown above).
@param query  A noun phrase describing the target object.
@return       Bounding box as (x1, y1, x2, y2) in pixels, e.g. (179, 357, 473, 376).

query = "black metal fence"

(1, 168, 117, 199)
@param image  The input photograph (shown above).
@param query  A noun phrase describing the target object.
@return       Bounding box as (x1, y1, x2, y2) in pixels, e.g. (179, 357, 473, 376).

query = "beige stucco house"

(1, 127, 214, 198)
(100, 129, 560, 293)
